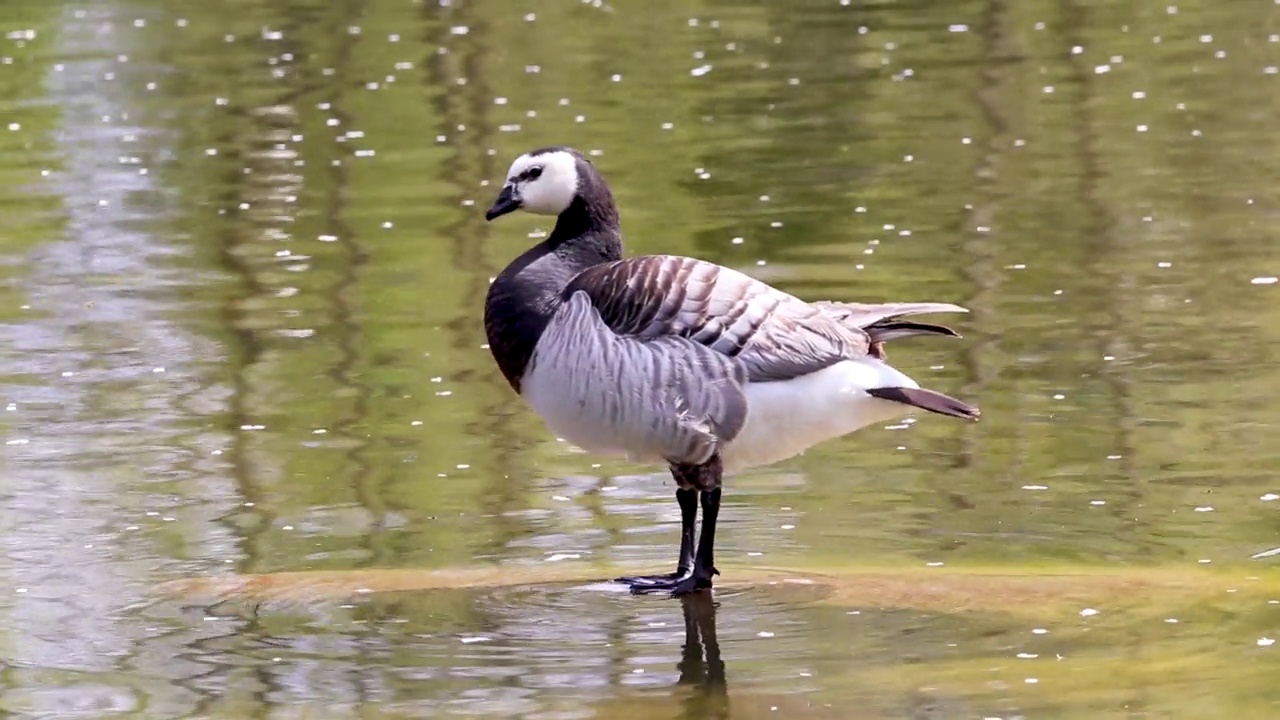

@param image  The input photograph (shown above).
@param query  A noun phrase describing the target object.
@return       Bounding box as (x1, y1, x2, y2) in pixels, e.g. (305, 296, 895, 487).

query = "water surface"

(2, 0, 1280, 717)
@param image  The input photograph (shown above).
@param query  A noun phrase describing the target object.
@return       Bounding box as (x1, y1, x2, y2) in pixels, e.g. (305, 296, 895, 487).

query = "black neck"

(544, 195, 623, 266)
(545, 157, 622, 259)
(483, 156, 624, 392)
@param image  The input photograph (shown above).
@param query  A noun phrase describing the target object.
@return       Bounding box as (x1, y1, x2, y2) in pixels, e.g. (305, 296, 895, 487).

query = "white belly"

(523, 346, 920, 470)
(720, 359, 918, 471)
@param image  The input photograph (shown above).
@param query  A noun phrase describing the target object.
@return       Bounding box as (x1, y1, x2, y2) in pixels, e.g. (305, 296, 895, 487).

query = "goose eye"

(527, 166, 543, 180)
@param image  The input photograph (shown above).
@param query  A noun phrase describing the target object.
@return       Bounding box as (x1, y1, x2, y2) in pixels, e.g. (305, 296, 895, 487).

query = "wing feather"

(562, 255, 970, 382)
(527, 291, 749, 465)
(564, 255, 868, 381)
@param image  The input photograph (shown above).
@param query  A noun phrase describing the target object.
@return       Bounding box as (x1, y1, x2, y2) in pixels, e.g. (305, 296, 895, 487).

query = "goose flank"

(482, 146, 979, 596)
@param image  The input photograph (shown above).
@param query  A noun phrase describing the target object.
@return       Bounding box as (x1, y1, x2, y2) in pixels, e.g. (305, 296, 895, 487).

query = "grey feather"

(809, 301, 967, 330)
(532, 291, 749, 465)
(563, 255, 968, 383)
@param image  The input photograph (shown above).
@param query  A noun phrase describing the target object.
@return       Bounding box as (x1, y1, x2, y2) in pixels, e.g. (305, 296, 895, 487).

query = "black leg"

(694, 487, 720, 580)
(626, 456, 723, 597)
(663, 487, 720, 596)
(616, 488, 698, 587)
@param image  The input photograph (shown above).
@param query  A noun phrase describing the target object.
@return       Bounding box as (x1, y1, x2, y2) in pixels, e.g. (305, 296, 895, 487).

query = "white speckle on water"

(546, 553, 580, 562)
(1259, 637, 1275, 647)
(1133, 90, 1146, 99)
(1137, 124, 1148, 132)
(1032, 628, 1049, 635)
(1017, 653, 1038, 659)
(460, 636, 489, 644)
(949, 24, 968, 32)
(1025, 678, 1039, 685)
(691, 64, 712, 77)
(1261, 493, 1280, 501)
(1158, 261, 1172, 268)
(1022, 485, 1049, 491)
(1165, 618, 1179, 623)
(1080, 607, 1099, 617)
(1250, 276, 1278, 285)
(757, 631, 775, 638)
(926, 561, 944, 567)
(1090, 500, 1106, 506)
(1194, 506, 1214, 512)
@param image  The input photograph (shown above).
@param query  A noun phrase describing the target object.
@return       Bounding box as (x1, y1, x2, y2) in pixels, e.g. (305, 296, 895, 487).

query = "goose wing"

(527, 291, 749, 465)
(562, 255, 872, 382)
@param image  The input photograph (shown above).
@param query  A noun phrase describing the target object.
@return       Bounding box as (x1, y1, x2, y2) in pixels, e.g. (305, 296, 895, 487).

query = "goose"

(482, 146, 979, 597)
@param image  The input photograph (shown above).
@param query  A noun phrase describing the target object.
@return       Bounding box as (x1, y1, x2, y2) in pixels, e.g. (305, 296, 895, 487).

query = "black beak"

(485, 184, 521, 221)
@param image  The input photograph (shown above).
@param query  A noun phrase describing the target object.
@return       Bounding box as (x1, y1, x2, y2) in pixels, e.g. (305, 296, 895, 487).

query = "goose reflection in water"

(676, 593, 729, 719)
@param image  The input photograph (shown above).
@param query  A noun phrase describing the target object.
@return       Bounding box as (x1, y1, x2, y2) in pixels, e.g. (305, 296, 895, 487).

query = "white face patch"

(505, 150, 579, 216)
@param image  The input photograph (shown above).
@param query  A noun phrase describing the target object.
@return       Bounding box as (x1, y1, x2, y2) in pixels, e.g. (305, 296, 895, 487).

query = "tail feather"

(812, 301, 968, 328)
(866, 386, 980, 422)
(864, 320, 962, 343)
(813, 301, 967, 359)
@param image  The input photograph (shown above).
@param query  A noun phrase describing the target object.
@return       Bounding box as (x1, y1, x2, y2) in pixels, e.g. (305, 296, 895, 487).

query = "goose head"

(485, 147, 581, 221)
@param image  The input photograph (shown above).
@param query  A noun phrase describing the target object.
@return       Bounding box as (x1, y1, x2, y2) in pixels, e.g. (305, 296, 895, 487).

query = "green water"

(2, 0, 1280, 717)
